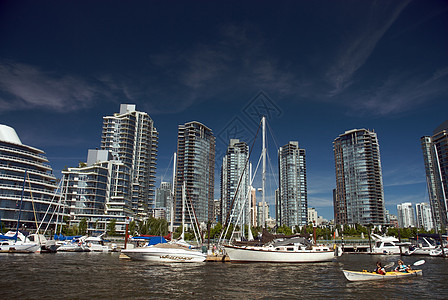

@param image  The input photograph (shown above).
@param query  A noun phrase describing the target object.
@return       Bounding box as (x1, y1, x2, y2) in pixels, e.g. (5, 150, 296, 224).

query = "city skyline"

(1, 1, 448, 220)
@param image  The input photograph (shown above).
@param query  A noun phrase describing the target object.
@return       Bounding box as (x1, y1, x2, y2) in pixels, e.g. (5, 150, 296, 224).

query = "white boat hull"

(57, 244, 90, 252)
(122, 246, 206, 262)
(223, 245, 336, 263)
(343, 270, 422, 281)
(0, 243, 40, 253)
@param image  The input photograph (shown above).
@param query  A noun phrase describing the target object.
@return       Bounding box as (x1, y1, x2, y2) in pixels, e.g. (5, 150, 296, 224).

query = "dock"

(206, 254, 230, 262)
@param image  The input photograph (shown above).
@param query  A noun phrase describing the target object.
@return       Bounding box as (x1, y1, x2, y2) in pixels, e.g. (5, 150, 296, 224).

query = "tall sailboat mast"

(181, 181, 186, 240)
(262, 116, 266, 227)
(170, 152, 176, 234)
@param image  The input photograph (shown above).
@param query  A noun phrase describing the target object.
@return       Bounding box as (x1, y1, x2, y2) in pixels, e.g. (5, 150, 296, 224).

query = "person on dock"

(374, 261, 386, 275)
(394, 260, 411, 273)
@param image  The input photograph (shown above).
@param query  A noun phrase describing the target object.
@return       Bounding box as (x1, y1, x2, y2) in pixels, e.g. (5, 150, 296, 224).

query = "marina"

(0, 252, 447, 299)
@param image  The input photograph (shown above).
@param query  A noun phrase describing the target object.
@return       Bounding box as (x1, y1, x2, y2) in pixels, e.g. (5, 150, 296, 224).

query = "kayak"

(343, 269, 422, 282)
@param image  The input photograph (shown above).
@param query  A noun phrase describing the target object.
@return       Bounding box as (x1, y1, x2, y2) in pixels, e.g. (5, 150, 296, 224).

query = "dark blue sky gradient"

(1, 0, 447, 219)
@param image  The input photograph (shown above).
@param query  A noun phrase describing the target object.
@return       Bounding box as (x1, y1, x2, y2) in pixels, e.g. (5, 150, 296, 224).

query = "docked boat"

(404, 235, 438, 256)
(371, 234, 410, 255)
(429, 246, 448, 257)
(56, 235, 90, 252)
(343, 269, 422, 281)
(122, 241, 206, 262)
(28, 233, 58, 253)
(223, 237, 340, 263)
(85, 234, 113, 252)
(0, 230, 40, 253)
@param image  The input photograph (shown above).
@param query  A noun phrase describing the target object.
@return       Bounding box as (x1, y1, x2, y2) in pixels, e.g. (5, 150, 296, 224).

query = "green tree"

(277, 224, 293, 235)
(129, 220, 137, 236)
(207, 222, 223, 239)
(78, 218, 87, 235)
(107, 219, 117, 236)
(147, 217, 169, 236)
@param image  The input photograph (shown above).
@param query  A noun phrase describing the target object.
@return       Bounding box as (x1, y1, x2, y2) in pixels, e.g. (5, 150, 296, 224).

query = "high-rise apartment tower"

(421, 120, 448, 232)
(100, 104, 158, 220)
(333, 129, 386, 225)
(175, 121, 215, 225)
(277, 141, 308, 227)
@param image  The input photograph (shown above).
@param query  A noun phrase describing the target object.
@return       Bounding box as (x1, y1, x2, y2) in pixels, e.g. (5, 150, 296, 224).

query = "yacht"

(404, 235, 438, 256)
(85, 235, 113, 252)
(371, 234, 410, 255)
(122, 239, 206, 262)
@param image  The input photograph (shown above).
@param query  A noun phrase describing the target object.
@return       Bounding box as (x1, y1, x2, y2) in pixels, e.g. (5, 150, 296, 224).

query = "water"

(0, 253, 447, 299)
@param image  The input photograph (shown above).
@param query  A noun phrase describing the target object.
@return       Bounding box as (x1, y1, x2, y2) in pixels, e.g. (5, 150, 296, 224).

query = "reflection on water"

(0, 253, 447, 299)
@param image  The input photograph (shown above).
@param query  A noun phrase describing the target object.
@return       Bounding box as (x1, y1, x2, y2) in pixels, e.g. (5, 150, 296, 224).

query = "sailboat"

(122, 181, 206, 262)
(0, 171, 40, 253)
(222, 117, 340, 263)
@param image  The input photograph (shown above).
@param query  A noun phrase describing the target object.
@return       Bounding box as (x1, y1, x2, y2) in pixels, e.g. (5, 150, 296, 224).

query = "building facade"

(308, 207, 318, 225)
(421, 120, 448, 232)
(175, 121, 215, 225)
(101, 104, 158, 220)
(257, 201, 269, 227)
(415, 202, 434, 231)
(220, 139, 250, 227)
(277, 141, 308, 227)
(397, 202, 416, 228)
(62, 149, 133, 234)
(155, 182, 172, 209)
(0, 124, 66, 230)
(333, 129, 386, 225)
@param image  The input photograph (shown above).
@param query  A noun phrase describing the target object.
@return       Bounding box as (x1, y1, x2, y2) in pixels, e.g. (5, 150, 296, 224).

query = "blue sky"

(1, 0, 447, 220)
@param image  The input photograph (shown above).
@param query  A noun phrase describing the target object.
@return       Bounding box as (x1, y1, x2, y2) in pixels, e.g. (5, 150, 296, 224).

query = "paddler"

(394, 260, 411, 273)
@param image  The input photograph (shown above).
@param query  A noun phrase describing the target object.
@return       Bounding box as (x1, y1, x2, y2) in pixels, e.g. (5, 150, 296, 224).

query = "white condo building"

(397, 202, 416, 228)
(0, 124, 67, 230)
(101, 104, 158, 220)
(308, 207, 318, 225)
(62, 149, 133, 235)
(415, 202, 434, 231)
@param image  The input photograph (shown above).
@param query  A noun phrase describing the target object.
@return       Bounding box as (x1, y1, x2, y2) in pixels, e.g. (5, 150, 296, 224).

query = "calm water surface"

(0, 253, 447, 299)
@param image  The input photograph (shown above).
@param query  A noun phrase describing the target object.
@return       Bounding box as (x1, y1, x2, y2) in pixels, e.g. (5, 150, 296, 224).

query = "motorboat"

(56, 235, 90, 252)
(85, 234, 113, 252)
(343, 269, 422, 281)
(429, 245, 448, 257)
(223, 236, 340, 263)
(0, 230, 40, 253)
(370, 234, 410, 255)
(404, 235, 438, 256)
(122, 238, 206, 262)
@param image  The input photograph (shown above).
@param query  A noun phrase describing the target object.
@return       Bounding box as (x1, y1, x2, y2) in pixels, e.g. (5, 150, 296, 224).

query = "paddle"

(384, 262, 394, 269)
(412, 259, 425, 266)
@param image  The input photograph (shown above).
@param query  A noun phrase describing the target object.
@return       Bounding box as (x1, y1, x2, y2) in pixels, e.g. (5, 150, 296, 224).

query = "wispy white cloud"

(0, 61, 109, 113)
(351, 66, 448, 116)
(325, 0, 411, 95)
